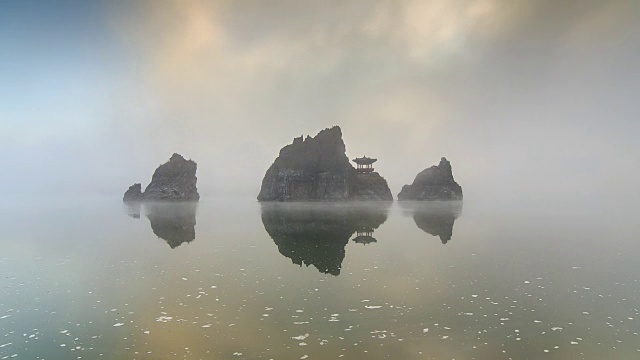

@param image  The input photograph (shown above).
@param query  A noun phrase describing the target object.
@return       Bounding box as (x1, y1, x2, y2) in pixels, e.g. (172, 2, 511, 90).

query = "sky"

(1, 0, 639, 205)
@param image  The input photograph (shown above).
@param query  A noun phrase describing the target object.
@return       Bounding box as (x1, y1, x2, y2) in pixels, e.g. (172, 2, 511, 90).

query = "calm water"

(0, 197, 638, 359)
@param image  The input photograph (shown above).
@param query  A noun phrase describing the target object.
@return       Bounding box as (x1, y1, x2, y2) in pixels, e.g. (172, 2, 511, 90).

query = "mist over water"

(0, 196, 638, 359)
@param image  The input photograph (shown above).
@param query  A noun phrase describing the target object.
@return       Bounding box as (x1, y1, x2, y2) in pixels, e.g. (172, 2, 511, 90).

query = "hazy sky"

(2, 0, 639, 203)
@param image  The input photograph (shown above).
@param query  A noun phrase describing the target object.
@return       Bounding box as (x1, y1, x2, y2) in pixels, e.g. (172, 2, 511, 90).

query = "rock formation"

(261, 203, 389, 275)
(123, 153, 200, 202)
(397, 157, 463, 201)
(257, 126, 392, 201)
(350, 172, 394, 201)
(123, 183, 144, 202)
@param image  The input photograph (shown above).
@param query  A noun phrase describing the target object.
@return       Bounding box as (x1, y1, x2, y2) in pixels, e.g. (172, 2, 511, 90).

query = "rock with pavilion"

(257, 126, 392, 201)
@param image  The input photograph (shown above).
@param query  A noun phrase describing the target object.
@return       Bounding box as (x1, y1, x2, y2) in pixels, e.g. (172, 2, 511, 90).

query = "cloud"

(95, 0, 640, 198)
(363, 0, 498, 61)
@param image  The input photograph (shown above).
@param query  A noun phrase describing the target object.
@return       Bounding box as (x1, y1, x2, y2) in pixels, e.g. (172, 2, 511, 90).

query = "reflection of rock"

(257, 126, 392, 201)
(124, 201, 141, 219)
(144, 202, 198, 249)
(261, 203, 389, 275)
(400, 201, 462, 244)
(398, 157, 463, 200)
(123, 153, 200, 202)
(415, 212, 456, 244)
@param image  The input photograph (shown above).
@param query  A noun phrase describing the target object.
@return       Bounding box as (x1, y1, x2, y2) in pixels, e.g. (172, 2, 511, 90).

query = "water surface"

(0, 198, 638, 359)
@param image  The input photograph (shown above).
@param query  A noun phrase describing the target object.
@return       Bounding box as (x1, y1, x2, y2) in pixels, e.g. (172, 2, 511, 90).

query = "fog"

(2, 0, 639, 206)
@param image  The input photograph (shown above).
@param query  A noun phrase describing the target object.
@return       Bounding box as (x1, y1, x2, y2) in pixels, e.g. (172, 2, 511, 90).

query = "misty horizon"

(2, 0, 639, 206)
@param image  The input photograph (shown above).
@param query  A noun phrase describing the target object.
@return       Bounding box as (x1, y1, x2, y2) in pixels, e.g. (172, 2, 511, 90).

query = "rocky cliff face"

(351, 173, 393, 201)
(257, 126, 392, 201)
(123, 183, 144, 202)
(123, 153, 200, 202)
(397, 157, 463, 201)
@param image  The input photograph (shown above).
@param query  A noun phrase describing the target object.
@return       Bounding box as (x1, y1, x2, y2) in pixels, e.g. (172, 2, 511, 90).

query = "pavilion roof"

(352, 156, 377, 165)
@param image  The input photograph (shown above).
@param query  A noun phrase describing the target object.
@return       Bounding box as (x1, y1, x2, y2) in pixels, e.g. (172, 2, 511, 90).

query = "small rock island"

(123, 183, 144, 202)
(257, 126, 393, 201)
(397, 157, 463, 201)
(123, 153, 200, 202)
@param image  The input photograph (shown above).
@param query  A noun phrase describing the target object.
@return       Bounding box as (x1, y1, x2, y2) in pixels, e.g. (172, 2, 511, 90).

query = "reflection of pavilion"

(351, 213, 382, 244)
(352, 229, 377, 245)
(352, 156, 377, 174)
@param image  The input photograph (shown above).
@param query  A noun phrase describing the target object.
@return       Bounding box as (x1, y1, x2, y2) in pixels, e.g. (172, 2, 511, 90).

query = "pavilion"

(352, 230, 378, 245)
(352, 156, 377, 173)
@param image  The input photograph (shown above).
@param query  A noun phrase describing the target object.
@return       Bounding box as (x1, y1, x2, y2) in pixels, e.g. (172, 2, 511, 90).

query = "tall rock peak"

(170, 153, 186, 161)
(258, 126, 391, 201)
